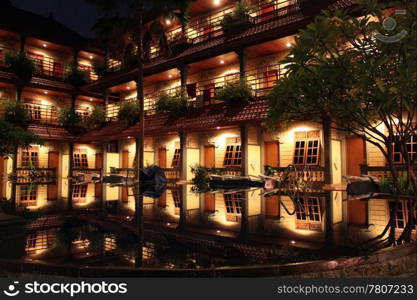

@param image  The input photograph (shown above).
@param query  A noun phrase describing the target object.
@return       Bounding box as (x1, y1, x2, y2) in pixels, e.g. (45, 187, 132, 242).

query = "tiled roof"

(28, 124, 75, 142)
(78, 99, 268, 142)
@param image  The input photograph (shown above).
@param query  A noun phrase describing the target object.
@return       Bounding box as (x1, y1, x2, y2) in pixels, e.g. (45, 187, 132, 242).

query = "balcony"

(106, 0, 300, 73)
(24, 102, 59, 125)
(105, 63, 284, 120)
(0, 46, 97, 82)
(11, 168, 57, 185)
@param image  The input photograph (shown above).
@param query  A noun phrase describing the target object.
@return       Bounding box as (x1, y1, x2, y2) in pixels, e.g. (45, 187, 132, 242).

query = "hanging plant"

(2, 100, 29, 127)
(156, 89, 189, 117)
(118, 101, 140, 127)
(220, 0, 256, 35)
(4, 51, 36, 83)
(58, 106, 82, 129)
(65, 62, 88, 87)
(84, 106, 106, 129)
(215, 80, 253, 104)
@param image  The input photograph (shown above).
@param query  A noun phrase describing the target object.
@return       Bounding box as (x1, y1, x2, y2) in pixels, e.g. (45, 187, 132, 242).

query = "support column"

(179, 65, 190, 88)
(71, 94, 77, 111)
(236, 48, 247, 80)
(240, 125, 249, 176)
(19, 34, 26, 53)
(104, 89, 109, 121)
(323, 116, 333, 247)
(67, 143, 74, 211)
(179, 131, 188, 229)
(73, 48, 80, 63)
(101, 143, 108, 210)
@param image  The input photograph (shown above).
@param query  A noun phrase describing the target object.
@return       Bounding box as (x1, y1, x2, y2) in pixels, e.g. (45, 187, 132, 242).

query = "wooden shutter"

(204, 193, 215, 213)
(265, 195, 280, 218)
(158, 148, 167, 168)
(204, 145, 216, 168)
(264, 141, 279, 167)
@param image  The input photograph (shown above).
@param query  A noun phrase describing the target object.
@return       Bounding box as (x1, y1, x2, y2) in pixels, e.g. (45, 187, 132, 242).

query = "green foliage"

(4, 51, 35, 82)
(220, 0, 255, 33)
(155, 89, 189, 117)
(190, 164, 224, 193)
(92, 60, 108, 77)
(379, 173, 415, 196)
(118, 101, 140, 126)
(84, 106, 106, 129)
(264, 165, 278, 176)
(2, 100, 28, 126)
(65, 62, 88, 87)
(215, 80, 253, 104)
(58, 107, 82, 128)
(0, 119, 43, 156)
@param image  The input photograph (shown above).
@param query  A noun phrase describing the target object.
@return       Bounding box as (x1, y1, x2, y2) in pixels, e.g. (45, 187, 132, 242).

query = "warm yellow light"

(286, 42, 292, 48)
(165, 19, 171, 25)
(214, 0, 221, 6)
(42, 43, 47, 48)
(89, 55, 93, 60)
(44, 91, 48, 95)
(220, 60, 225, 64)
(168, 74, 173, 78)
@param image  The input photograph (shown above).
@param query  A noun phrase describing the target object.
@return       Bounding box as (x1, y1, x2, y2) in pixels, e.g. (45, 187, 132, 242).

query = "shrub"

(220, 0, 256, 33)
(379, 173, 415, 196)
(58, 106, 82, 128)
(65, 62, 88, 87)
(190, 164, 224, 193)
(156, 89, 189, 117)
(215, 80, 253, 104)
(118, 101, 140, 126)
(84, 106, 106, 129)
(93, 61, 108, 77)
(2, 100, 28, 126)
(4, 51, 35, 82)
(0, 119, 43, 156)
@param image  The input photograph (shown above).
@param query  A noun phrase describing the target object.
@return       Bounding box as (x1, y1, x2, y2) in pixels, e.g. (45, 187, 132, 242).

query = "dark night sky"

(11, 0, 99, 38)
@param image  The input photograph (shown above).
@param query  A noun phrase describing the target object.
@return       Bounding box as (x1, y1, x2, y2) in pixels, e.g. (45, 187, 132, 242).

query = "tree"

(87, 0, 191, 267)
(4, 51, 35, 102)
(267, 0, 417, 246)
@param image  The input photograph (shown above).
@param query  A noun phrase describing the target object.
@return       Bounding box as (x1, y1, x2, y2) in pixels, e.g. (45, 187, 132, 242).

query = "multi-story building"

(1, 0, 414, 245)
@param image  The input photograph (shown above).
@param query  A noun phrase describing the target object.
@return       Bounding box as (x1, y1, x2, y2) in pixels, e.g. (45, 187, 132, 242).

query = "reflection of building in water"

(1, 0, 413, 246)
(25, 229, 57, 255)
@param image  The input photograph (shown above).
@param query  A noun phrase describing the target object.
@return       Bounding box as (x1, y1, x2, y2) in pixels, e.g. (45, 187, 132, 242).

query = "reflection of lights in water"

(291, 240, 296, 244)
(167, 223, 171, 226)
(216, 230, 221, 233)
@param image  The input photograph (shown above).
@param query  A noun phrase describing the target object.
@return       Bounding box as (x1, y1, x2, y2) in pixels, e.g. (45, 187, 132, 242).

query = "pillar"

(179, 65, 189, 88)
(323, 116, 333, 247)
(240, 125, 249, 176)
(67, 143, 74, 211)
(101, 143, 108, 210)
(19, 34, 26, 53)
(236, 48, 247, 80)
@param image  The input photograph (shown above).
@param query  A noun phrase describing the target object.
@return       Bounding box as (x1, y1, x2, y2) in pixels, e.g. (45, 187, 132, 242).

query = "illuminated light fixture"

(220, 60, 225, 64)
(286, 42, 292, 48)
(168, 74, 172, 78)
(165, 19, 171, 25)
(89, 98, 93, 101)
(291, 240, 296, 244)
(44, 91, 48, 95)
(167, 222, 171, 226)
(216, 126, 220, 130)
(89, 55, 93, 59)
(86, 252, 90, 255)
(42, 43, 47, 48)
(127, 86, 131, 90)
(214, 0, 221, 6)
(216, 230, 221, 233)
(127, 136, 132, 139)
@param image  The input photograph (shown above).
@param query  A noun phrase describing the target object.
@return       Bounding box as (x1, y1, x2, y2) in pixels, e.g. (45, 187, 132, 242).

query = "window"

(73, 150, 88, 168)
(295, 196, 322, 231)
(172, 149, 181, 168)
(20, 185, 37, 207)
(391, 200, 417, 229)
(224, 193, 243, 222)
(25, 229, 56, 254)
(392, 134, 417, 164)
(293, 131, 320, 165)
(21, 147, 39, 168)
(224, 138, 242, 167)
(73, 185, 88, 203)
(27, 52, 44, 73)
(172, 189, 181, 215)
(107, 141, 119, 153)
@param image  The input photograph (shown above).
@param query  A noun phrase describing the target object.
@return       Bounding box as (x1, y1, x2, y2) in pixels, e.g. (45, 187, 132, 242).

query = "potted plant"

(84, 106, 106, 130)
(58, 106, 83, 130)
(118, 101, 140, 127)
(3, 100, 29, 127)
(190, 164, 224, 193)
(220, 0, 256, 35)
(65, 62, 89, 87)
(155, 88, 189, 118)
(92, 61, 109, 78)
(4, 51, 36, 83)
(169, 32, 192, 55)
(215, 80, 253, 104)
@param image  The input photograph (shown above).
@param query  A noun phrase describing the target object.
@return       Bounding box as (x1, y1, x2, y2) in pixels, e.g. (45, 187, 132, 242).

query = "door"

(331, 140, 343, 224)
(158, 148, 167, 168)
(47, 151, 59, 201)
(121, 151, 129, 202)
(204, 193, 215, 212)
(204, 145, 215, 168)
(346, 136, 367, 226)
(264, 141, 279, 167)
(95, 153, 103, 198)
(265, 195, 280, 218)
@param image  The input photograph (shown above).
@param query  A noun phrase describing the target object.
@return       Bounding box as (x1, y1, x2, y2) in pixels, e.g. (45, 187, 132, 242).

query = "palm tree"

(87, 0, 191, 267)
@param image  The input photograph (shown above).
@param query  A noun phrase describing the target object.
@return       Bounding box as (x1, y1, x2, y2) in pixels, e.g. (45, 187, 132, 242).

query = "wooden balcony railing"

(359, 164, 417, 180)
(0, 46, 97, 82)
(163, 168, 181, 181)
(24, 102, 59, 125)
(12, 168, 57, 185)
